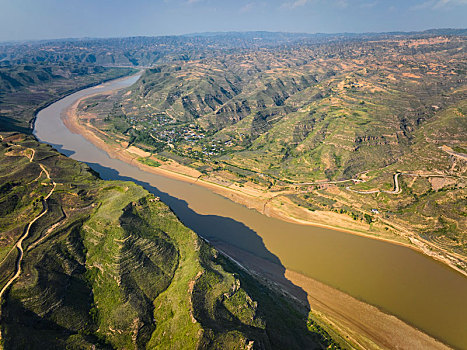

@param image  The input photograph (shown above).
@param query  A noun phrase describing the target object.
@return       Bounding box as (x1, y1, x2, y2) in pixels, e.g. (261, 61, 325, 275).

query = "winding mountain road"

(346, 172, 402, 195)
(0, 157, 56, 303)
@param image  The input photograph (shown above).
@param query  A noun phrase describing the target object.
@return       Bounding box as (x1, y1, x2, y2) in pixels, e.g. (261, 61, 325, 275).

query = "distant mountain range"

(1, 29, 466, 68)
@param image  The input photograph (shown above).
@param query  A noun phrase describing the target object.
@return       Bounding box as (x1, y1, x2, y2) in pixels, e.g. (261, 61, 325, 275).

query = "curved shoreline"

(52, 76, 463, 348)
(63, 96, 410, 244)
(30, 69, 138, 132)
(62, 85, 467, 280)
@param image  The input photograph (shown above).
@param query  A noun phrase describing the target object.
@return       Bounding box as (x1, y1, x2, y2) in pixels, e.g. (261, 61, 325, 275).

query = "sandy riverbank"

(213, 242, 450, 350)
(63, 91, 408, 243)
(60, 88, 461, 349)
(286, 269, 450, 350)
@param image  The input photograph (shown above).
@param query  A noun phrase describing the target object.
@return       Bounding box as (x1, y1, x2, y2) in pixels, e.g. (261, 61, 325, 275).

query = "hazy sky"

(0, 0, 466, 41)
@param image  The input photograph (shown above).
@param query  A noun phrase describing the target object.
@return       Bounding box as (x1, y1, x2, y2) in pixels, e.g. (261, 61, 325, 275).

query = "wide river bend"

(34, 75, 467, 349)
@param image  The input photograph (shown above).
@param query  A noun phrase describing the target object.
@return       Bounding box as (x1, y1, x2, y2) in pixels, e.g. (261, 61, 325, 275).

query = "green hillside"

(0, 133, 340, 349)
(94, 36, 465, 180)
(0, 31, 465, 348)
(0, 63, 135, 133)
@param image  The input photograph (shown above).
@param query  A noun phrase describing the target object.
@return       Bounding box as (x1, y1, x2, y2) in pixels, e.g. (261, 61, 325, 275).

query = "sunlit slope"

(0, 134, 337, 349)
(98, 36, 466, 182)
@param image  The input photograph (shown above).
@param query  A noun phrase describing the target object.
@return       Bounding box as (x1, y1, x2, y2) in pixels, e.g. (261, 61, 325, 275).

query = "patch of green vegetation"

(137, 157, 161, 167)
(364, 214, 373, 225)
(452, 146, 467, 154)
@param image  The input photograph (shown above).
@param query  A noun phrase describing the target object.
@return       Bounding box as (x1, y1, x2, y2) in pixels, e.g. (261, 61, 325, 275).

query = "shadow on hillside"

(50, 143, 76, 157)
(0, 116, 31, 134)
(82, 160, 311, 312)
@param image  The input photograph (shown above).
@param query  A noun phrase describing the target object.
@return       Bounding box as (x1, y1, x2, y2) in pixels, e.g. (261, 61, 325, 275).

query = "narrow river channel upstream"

(34, 74, 467, 349)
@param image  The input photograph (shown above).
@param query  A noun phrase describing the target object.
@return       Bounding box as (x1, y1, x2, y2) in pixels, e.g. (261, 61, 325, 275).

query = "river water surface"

(34, 75, 467, 349)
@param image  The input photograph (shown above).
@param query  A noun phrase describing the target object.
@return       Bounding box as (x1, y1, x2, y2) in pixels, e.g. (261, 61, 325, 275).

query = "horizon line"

(1, 27, 466, 45)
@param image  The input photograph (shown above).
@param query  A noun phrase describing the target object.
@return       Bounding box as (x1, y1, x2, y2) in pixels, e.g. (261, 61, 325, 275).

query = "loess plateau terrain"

(0, 30, 466, 349)
(71, 32, 467, 273)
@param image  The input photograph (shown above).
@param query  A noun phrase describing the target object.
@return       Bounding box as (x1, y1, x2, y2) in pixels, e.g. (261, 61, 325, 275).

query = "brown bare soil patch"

(429, 177, 457, 191)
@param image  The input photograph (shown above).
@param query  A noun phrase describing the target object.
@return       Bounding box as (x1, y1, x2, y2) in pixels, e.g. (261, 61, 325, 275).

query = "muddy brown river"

(34, 75, 467, 349)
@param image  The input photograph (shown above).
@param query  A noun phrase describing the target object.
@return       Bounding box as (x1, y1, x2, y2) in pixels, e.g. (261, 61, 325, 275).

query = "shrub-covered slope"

(0, 64, 135, 133)
(0, 133, 337, 349)
(97, 35, 466, 182)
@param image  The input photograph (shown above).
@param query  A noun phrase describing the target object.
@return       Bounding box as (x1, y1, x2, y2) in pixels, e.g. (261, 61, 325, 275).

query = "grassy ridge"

(0, 133, 340, 349)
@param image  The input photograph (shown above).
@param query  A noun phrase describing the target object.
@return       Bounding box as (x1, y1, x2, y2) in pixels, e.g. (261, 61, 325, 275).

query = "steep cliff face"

(0, 134, 335, 350)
